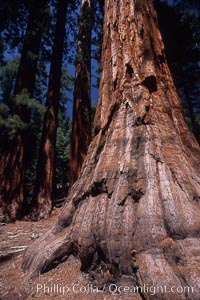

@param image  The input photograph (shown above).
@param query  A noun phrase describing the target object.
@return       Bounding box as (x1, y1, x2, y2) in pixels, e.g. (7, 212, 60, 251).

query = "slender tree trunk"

(23, 1, 200, 298)
(69, 0, 92, 188)
(29, 0, 67, 220)
(0, 0, 48, 222)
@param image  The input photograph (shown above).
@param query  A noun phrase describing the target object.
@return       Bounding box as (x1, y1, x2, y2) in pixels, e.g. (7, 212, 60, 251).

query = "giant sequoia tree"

(69, 0, 93, 188)
(29, 0, 67, 220)
(0, 0, 48, 221)
(23, 0, 200, 298)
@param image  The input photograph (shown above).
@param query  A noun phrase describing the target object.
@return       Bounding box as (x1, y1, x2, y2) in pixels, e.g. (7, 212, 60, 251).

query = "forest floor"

(0, 208, 142, 300)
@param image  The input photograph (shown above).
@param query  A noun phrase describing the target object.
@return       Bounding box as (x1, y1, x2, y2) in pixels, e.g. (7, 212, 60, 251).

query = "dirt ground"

(0, 209, 142, 300)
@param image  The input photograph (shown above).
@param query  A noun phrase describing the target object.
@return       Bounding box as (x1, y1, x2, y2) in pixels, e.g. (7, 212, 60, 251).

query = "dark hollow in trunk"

(23, 1, 200, 299)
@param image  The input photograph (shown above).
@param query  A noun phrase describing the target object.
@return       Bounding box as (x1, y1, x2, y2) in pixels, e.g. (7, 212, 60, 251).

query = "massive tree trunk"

(69, 0, 92, 188)
(0, 0, 48, 222)
(23, 0, 200, 298)
(29, 0, 67, 220)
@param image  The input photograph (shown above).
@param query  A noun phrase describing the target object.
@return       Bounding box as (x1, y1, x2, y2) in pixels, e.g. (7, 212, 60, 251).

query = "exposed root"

(22, 225, 72, 279)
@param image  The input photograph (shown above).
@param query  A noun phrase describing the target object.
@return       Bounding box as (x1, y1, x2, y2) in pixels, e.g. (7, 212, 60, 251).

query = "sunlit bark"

(23, 1, 200, 299)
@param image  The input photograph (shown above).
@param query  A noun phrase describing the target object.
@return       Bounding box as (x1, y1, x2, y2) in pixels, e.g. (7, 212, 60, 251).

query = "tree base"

(22, 0, 200, 298)
(22, 104, 200, 299)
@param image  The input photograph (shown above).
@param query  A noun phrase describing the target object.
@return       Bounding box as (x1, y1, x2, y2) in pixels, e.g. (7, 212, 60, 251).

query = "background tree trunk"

(69, 0, 92, 188)
(29, 0, 67, 220)
(23, 1, 200, 298)
(0, 0, 48, 222)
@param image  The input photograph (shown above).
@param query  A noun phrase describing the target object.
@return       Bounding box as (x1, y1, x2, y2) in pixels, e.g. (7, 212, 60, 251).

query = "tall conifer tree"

(0, 0, 48, 221)
(69, 0, 93, 188)
(30, 0, 68, 220)
(22, 2, 200, 298)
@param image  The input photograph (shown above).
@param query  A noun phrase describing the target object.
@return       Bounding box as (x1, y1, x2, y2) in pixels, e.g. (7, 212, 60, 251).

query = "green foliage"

(14, 89, 46, 114)
(0, 103, 9, 115)
(54, 118, 71, 198)
(54, 66, 73, 197)
(0, 89, 45, 141)
(0, 112, 27, 139)
(0, 56, 19, 104)
(56, 126, 70, 163)
(60, 66, 74, 105)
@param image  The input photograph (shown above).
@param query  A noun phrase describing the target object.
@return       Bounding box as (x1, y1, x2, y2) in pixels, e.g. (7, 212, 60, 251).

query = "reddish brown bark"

(0, 1, 48, 222)
(69, 0, 92, 188)
(23, 1, 200, 298)
(29, 0, 67, 220)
